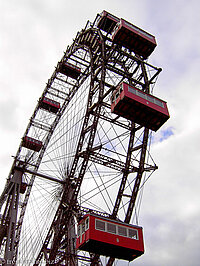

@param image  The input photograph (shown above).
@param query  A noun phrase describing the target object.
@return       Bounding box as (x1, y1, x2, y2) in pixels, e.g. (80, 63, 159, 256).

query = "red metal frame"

(112, 18, 157, 58)
(22, 136, 43, 152)
(20, 182, 27, 194)
(58, 62, 81, 79)
(97, 10, 120, 33)
(111, 82, 169, 131)
(76, 214, 144, 261)
(40, 97, 60, 114)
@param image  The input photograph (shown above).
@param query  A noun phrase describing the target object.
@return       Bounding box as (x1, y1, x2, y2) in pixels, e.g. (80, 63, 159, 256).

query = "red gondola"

(111, 82, 170, 131)
(40, 97, 60, 114)
(76, 214, 144, 261)
(58, 62, 81, 79)
(97, 10, 120, 33)
(20, 182, 27, 194)
(112, 18, 157, 58)
(22, 136, 43, 152)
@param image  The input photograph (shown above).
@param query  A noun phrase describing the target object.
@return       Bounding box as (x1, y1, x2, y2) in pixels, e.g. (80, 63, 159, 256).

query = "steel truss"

(0, 13, 161, 265)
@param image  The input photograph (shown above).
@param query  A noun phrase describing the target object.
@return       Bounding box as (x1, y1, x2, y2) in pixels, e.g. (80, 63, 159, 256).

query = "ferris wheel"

(0, 11, 169, 266)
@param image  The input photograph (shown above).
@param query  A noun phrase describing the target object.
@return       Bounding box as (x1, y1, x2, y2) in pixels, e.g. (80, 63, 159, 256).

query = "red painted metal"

(58, 62, 81, 79)
(97, 10, 120, 33)
(40, 97, 60, 114)
(112, 18, 157, 58)
(111, 82, 169, 131)
(20, 182, 27, 194)
(22, 136, 43, 152)
(76, 214, 144, 261)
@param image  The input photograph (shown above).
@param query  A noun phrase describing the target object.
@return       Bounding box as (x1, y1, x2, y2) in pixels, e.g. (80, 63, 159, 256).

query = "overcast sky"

(1, 0, 200, 265)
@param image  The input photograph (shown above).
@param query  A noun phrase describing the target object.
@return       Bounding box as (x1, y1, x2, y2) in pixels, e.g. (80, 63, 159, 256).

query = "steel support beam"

(79, 150, 138, 173)
(4, 169, 23, 265)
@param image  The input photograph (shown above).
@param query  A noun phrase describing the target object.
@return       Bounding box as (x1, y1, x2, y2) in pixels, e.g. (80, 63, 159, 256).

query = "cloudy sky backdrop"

(1, 0, 200, 265)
